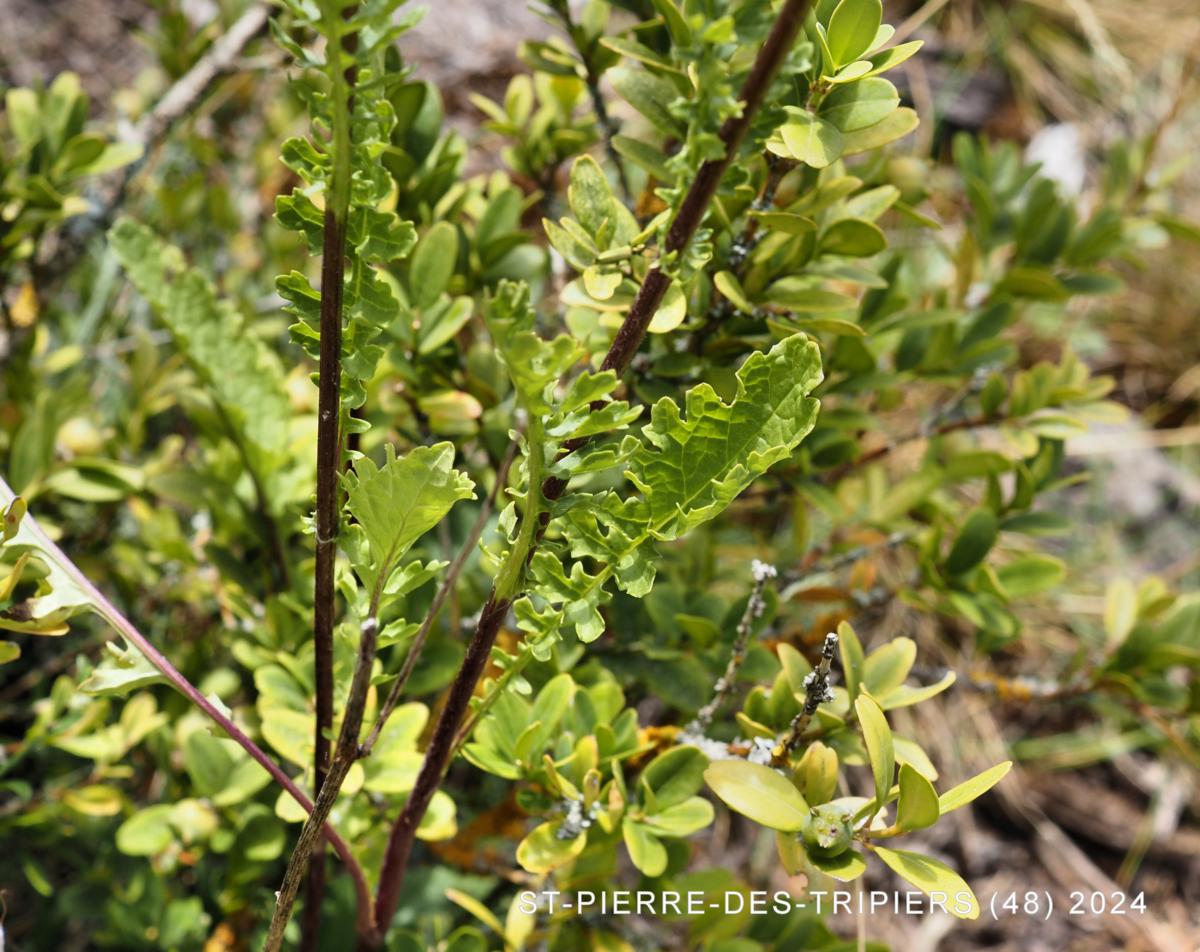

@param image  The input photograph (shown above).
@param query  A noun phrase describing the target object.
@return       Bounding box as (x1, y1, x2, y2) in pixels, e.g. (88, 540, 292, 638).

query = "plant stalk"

(556, 5, 632, 201)
(360, 437, 519, 757)
(0, 478, 373, 923)
(264, 612, 380, 950)
(372, 423, 544, 935)
(542, 0, 814, 503)
(307, 0, 357, 941)
(775, 630, 839, 763)
(690, 561, 776, 733)
(369, 1, 813, 936)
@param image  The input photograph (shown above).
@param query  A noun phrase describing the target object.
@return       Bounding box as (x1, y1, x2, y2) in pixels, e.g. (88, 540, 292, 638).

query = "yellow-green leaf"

(820, 219, 887, 257)
(648, 280, 687, 333)
(410, 221, 458, 309)
(516, 821, 586, 874)
(788, 316, 866, 337)
(862, 637, 916, 695)
(1104, 578, 1138, 648)
(872, 846, 979, 919)
(762, 280, 857, 312)
(809, 847, 867, 881)
(622, 818, 668, 875)
(863, 41, 924, 78)
(820, 78, 899, 133)
(751, 211, 817, 236)
(826, 0, 882, 68)
(895, 762, 939, 831)
(714, 271, 756, 314)
(343, 442, 475, 591)
(778, 112, 844, 169)
(704, 760, 809, 832)
(641, 745, 708, 808)
(838, 620, 864, 704)
(798, 741, 839, 804)
(583, 266, 622, 301)
(938, 761, 1012, 814)
(642, 796, 714, 836)
(116, 804, 175, 856)
(840, 107, 920, 156)
(855, 694, 893, 810)
(447, 888, 507, 939)
(879, 670, 955, 710)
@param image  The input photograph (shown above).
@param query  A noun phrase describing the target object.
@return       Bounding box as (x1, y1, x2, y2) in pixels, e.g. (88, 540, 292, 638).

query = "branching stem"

(0, 478, 373, 925)
(690, 560, 776, 733)
(542, 0, 815, 503)
(774, 631, 839, 763)
(264, 611, 380, 951)
(360, 437, 519, 757)
(369, 2, 815, 937)
(372, 422, 545, 935)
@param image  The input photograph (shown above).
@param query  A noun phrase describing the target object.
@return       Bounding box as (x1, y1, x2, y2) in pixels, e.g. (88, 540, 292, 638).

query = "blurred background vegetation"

(1, 0, 1198, 949)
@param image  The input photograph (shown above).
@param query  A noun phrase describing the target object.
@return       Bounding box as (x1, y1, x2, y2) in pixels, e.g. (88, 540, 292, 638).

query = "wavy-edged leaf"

(109, 219, 293, 510)
(344, 442, 474, 592)
(630, 334, 822, 539)
(1, 488, 100, 638)
(80, 636, 167, 697)
(484, 281, 586, 414)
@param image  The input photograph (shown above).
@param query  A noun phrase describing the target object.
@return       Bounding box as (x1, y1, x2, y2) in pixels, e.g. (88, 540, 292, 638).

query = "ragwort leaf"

(344, 443, 475, 592)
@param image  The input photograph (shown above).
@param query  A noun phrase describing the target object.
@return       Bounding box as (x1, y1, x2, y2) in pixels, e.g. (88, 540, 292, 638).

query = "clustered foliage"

(1, 0, 1197, 950)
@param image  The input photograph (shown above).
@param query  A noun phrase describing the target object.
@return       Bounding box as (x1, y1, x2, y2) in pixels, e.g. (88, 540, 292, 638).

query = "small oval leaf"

(896, 762, 939, 831)
(854, 694, 893, 810)
(872, 846, 980, 919)
(704, 760, 810, 832)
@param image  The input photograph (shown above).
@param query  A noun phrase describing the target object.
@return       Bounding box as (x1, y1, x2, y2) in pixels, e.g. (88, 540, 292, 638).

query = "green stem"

(494, 421, 545, 600)
(450, 639, 535, 756)
(372, 0, 817, 934)
(371, 420, 543, 937)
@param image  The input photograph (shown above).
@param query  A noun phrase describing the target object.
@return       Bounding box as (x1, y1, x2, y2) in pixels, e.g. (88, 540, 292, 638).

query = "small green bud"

(801, 803, 855, 858)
